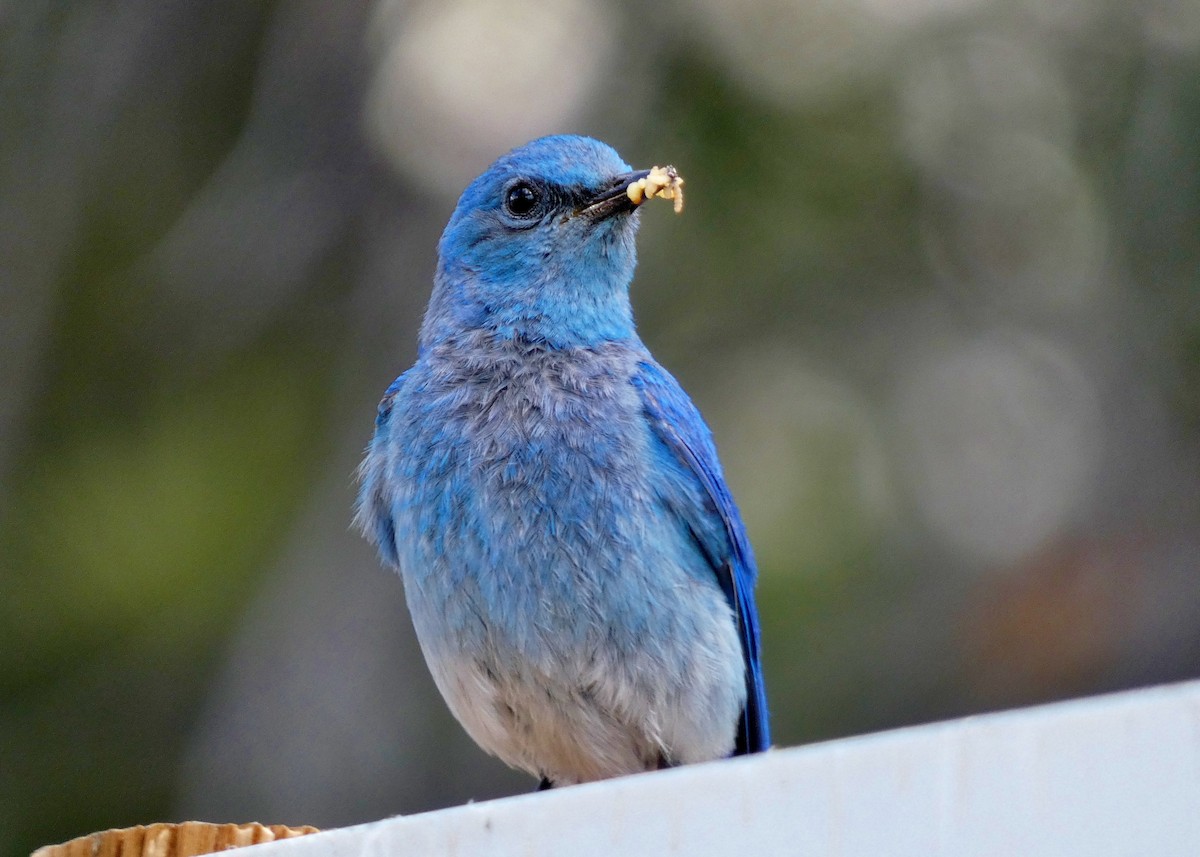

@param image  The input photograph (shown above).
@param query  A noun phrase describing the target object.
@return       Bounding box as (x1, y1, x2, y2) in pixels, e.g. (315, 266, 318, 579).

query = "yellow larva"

(627, 165, 684, 214)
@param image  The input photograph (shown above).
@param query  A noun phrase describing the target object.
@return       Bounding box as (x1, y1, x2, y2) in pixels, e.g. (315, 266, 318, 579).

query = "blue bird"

(356, 135, 769, 788)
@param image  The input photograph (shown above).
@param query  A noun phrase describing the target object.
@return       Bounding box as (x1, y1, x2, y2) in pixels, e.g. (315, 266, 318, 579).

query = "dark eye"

(504, 182, 541, 218)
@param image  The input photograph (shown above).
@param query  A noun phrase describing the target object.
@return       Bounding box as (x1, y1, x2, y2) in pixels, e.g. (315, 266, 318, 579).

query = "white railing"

(244, 680, 1200, 857)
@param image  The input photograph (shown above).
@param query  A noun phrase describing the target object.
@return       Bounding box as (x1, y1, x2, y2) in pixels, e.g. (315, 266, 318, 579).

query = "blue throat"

(421, 245, 639, 350)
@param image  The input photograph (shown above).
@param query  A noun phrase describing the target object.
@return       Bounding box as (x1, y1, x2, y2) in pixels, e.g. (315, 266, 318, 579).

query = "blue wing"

(632, 359, 770, 754)
(355, 371, 410, 568)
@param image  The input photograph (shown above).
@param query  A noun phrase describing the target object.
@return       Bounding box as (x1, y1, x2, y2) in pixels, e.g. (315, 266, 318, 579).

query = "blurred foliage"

(3, 1, 1199, 855)
(3, 348, 333, 686)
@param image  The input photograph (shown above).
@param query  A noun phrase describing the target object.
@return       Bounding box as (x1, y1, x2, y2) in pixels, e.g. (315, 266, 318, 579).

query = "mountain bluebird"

(357, 135, 769, 788)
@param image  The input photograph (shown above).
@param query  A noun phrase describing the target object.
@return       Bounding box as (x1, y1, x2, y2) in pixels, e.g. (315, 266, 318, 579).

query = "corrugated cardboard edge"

(32, 822, 320, 857)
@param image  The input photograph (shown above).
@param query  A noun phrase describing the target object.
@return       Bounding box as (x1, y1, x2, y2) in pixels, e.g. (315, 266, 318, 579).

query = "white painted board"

(241, 680, 1200, 857)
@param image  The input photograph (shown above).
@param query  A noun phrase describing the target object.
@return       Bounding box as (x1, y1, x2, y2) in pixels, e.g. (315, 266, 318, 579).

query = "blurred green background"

(3, 0, 1199, 853)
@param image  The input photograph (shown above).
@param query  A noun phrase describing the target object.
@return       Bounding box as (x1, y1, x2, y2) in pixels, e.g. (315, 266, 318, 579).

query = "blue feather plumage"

(357, 135, 769, 786)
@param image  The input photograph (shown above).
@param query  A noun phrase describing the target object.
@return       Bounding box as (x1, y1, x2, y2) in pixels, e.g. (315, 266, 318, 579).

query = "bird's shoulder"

(373, 368, 413, 430)
(630, 359, 720, 466)
(629, 358, 756, 583)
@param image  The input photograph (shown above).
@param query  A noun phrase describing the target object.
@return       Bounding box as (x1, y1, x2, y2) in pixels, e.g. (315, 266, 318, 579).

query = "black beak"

(576, 169, 654, 220)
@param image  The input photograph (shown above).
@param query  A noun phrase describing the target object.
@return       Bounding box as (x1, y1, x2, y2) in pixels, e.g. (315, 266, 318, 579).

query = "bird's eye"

(504, 182, 541, 218)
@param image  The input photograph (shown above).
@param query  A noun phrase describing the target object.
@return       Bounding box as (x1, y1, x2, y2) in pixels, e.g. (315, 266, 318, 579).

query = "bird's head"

(421, 135, 676, 350)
